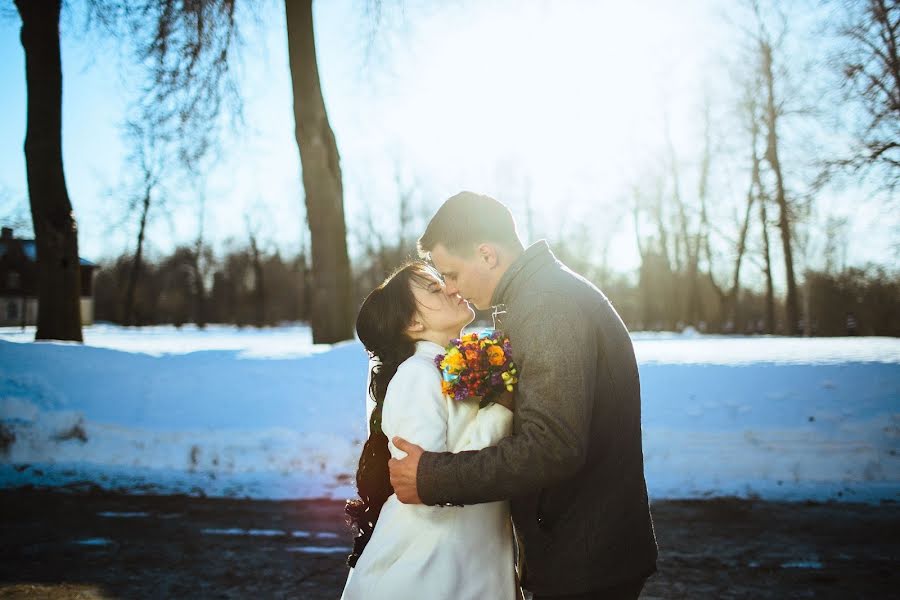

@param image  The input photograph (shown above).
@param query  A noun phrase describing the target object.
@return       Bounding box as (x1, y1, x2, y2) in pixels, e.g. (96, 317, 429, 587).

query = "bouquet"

(434, 331, 518, 407)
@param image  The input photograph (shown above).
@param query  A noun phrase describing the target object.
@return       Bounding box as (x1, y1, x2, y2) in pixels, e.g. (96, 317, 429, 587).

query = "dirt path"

(0, 488, 897, 599)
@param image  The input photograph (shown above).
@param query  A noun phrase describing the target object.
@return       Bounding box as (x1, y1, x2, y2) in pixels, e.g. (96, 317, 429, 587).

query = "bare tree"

(285, 0, 353, 343)
(120, 118, 169, 327)
(823, 215, 850, 274)
(91, 0, 243, 170)
(727, 85, 764, 331)
(13, 0, 83, 341)
(758, 182, 777, 334)
(632, 171, 677, 330)
(190, 191, 211, 328)
(351, 164, 425, 283)
(246, 216, 267, 328)
(759, 34, 800, 334)
(829, 0, 900, 193)
(0, 185, 32, 235)
(11, 0, 243, 340)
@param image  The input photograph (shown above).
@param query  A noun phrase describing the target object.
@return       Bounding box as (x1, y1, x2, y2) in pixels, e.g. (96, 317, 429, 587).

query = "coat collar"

(490, 240, 557, 312)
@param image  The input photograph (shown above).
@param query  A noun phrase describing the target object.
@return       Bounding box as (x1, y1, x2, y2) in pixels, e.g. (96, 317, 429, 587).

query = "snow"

(0, 323, 329, 359)
(1, 325, 898, 504)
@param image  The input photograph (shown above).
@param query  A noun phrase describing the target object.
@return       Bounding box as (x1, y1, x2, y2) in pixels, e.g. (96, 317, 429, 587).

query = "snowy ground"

(1, 324, 898, 503)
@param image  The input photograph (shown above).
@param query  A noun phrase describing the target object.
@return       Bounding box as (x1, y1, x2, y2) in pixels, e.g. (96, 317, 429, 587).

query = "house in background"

(0, 227, 97, 327)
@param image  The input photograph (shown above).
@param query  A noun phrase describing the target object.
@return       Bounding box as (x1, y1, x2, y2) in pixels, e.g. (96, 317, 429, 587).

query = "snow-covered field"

(1, 324, 898, 503)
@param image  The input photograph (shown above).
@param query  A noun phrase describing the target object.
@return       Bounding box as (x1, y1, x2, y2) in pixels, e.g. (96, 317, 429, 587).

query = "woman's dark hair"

(345, 260, 438, 567)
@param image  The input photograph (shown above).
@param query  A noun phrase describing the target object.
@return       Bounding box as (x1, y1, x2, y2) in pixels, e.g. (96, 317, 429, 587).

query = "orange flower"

(486, 345, 506, 366)
(441, 379, 453, 396)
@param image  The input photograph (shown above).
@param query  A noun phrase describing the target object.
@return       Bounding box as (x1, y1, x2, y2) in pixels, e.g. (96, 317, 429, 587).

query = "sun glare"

(357, 0, 715, 268)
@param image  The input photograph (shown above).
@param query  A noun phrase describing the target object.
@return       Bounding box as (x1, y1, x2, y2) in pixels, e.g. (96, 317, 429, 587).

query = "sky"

(0, 0, 895, 288)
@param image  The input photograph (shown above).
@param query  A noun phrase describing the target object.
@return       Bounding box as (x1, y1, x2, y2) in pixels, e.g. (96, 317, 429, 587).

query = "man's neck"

(490, 246, 523, 296)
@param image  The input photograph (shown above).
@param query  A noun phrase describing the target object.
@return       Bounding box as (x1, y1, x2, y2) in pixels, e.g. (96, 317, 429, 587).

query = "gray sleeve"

(417, 293, 596, 505)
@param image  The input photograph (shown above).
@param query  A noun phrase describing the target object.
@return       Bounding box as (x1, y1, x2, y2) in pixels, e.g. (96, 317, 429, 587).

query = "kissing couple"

(341, 192, 657, 600)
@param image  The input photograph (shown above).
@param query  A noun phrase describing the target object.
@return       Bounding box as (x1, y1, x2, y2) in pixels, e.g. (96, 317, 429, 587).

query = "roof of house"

(0, 239, 96, 267)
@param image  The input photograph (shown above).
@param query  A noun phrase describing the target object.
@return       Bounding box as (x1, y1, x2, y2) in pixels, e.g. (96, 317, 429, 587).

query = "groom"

(389, 192, 657, 599)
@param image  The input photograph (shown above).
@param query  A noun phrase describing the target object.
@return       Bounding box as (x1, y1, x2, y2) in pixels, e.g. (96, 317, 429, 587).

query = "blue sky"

(0, 0, 894, 287)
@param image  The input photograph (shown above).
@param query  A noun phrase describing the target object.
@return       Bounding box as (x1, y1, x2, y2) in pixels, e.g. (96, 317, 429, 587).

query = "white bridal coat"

(341, 340, 517, 600)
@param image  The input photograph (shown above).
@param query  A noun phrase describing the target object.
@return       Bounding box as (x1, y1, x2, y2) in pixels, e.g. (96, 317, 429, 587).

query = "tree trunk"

(759, 194, 776, 335)
(632, 189, 645, 262)
(191, 241, 207, 329)
(192, 197, 207, 329)
(248, 230, 266, 328)
(731, 182, 755, 329)
(665, 119, 698, 327)
(285, 0, 353, 343)
(124, 186, 150, 327)
(731, 115, 763, 330)
(652, 185, 672, 271)
(761, 42, 800, 335)
(15, 0, 82, 342)
(693, 100, 713, 328)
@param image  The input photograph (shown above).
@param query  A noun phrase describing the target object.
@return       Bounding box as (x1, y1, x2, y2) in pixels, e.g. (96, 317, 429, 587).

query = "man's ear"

(476, 243, 499, 269)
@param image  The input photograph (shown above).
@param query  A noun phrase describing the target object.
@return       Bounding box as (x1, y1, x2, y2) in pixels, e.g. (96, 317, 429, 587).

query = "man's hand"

(493, 389, 515, 412)
(388, 436, 424, 505)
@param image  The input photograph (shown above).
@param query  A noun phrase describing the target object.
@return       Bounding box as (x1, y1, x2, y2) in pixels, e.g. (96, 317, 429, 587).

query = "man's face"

(429, 243, 497, 310)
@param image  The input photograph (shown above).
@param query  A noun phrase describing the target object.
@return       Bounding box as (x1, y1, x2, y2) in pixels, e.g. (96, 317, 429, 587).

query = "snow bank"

(1, 326, 898, 503)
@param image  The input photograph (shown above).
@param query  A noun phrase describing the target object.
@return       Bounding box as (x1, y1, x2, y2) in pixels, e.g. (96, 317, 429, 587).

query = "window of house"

(6, 301, 18, 320)
(7, 271, 20, 289)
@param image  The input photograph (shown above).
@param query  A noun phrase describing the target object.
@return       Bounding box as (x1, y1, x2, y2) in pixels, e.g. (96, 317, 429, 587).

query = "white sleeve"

(382, 360, 449, 459)
(458, 402, 513, 451)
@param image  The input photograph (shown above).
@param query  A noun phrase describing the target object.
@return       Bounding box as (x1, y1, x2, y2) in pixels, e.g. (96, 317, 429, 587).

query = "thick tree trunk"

(124, 187, 150, 327)
(285, 0, 353, 343)
(761, 42, 800, 335)
(15, 0, 82, 342)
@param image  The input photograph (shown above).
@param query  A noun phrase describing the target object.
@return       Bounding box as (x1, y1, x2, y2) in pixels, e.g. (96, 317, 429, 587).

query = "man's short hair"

(417, 191, 522, 258)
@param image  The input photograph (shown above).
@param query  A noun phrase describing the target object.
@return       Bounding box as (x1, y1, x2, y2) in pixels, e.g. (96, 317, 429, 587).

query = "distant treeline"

(94, 245, 312, 328)
(93, 240, 899, 337)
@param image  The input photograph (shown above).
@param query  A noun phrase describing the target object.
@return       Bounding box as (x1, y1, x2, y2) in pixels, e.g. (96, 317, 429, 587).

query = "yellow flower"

(444, 351, 465, 372)
(441, 380, 453, 396)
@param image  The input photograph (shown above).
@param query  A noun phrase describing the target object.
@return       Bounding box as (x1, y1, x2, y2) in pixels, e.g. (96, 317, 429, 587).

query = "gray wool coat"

(417, 241, 658, 596)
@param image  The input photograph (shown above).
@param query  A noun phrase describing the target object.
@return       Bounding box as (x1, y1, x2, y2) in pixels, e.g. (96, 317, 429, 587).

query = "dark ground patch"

(0, 488, 897, 599)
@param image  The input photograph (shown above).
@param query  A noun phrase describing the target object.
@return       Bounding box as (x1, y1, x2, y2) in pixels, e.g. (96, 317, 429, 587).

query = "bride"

(341, 261, 520, 600)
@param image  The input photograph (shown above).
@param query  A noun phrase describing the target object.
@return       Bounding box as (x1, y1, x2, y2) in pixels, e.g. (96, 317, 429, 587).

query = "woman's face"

(408, 270, 475, 341)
